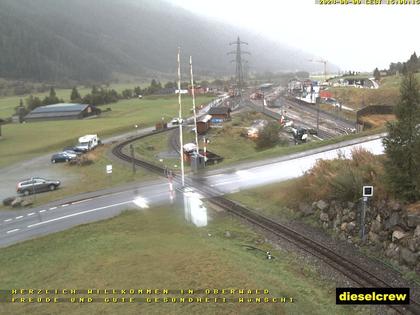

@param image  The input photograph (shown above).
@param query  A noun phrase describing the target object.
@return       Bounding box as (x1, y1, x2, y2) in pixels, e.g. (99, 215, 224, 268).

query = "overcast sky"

(169, 0, 419, 72)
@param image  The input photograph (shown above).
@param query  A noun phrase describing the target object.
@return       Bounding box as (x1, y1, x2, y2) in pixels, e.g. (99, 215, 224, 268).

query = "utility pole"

(177, 48, 185, 187)
(228, 36, 250, 100)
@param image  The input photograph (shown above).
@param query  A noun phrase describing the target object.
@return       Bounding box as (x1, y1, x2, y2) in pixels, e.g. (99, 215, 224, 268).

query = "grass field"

(0, 83, 148, 118)
(0, 206, 368, 315)
(359, 114, 396, 129)
(132, 130, 180, 170)
(229, 180, 305, 222)
(0, 95, 213, 168)
(330, 73, 420, 110)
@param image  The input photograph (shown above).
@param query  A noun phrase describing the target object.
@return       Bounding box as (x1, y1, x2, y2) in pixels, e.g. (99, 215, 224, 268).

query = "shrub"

(289, 148, 386, 204)
(68, 156, 94, 166)
(256, 121, 281, 149)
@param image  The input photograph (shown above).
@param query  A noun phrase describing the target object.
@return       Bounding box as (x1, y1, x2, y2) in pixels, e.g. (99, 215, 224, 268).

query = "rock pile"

(298, 199, 420, 272)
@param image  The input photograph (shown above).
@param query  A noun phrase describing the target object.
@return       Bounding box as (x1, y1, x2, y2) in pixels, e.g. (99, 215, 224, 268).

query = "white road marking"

(6, 229, 20, 234)
(61, 204, 69, 207)
(4, 219, 12, 222)
(39, 210, 46, 213)
(71, 198, 93, 205)
(15, 216, 23, 219)
(27, 213, 35, 216)
(27, 201, 132, 228)
(49, 207, 57, 210)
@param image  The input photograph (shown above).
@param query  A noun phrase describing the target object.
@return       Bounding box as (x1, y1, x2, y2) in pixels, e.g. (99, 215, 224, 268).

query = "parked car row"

(51, 134, 100, 163)
(13, 135, 102, 199)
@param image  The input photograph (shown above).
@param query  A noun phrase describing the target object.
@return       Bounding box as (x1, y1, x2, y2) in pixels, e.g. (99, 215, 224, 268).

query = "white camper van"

(76, 134, 100, 152)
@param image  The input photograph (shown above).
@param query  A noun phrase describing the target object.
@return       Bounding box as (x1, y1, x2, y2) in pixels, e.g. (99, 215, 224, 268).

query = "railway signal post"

(360, 186, 373, 242)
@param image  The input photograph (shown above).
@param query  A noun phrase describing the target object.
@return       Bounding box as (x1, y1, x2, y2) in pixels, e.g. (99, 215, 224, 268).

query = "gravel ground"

(0, 154, 77, 200)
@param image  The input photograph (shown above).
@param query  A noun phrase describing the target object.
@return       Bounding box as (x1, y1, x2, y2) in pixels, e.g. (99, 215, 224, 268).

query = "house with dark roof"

(208, 106, 231, 121)
(24, 103, 98, 122)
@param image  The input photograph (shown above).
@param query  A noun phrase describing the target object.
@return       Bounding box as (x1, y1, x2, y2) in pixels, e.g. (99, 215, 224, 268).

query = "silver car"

(16, 177, 61, 196)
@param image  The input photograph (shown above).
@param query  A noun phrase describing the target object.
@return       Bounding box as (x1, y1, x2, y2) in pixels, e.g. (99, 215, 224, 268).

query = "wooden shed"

(196, 115, 212, 134)
(208, 106, 231, 121)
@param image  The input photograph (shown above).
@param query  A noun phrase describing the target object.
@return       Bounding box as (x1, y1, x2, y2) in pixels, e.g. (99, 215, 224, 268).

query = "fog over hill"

(0, 0, 328, 82)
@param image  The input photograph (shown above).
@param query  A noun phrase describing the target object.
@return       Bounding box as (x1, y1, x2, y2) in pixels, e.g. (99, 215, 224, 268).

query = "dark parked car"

(51, 152, 76, 163)
(63, 149, 82, 156)
(63, 146, 85, 154)
(17, 177, 61, 196)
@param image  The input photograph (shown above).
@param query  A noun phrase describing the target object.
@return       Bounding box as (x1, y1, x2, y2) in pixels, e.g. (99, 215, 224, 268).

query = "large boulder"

(333, 214, 342, 231)
(414, 225, 420, 237)
(370, 217, 383, 234)
(347, 201, 355, 210)
(320, 212, 329, 222)
(406, 214, 420, 228)
(21, 199, 33, 207)
(385, 212, 400, 230)
(2, 197, 15, 206)
(298, 203, 314, 216)
(392, 230, 408, 242)
(389, 200, 402, 212)
(385, 243, 400, 259)
(316, 200, 328, 212)
(346, 221, 356, 233)
(407, 237, 419, 252)
(11, 197, 23, 208)
(400, 247, 418, 267)
(368, 231, 380, 244)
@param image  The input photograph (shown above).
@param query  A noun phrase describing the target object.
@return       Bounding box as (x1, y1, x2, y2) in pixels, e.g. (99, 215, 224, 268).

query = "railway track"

(244, 99, 335, 140)
(281, 97, 356, 136)
(112, 128, 420, 314)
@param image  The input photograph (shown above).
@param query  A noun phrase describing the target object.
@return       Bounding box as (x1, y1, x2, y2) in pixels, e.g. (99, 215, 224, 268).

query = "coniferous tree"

(373, 67, 380, 81)
(408, 52, 419, 72)
(26, 95, 43, 110)
(42, 87, 60, 105)
(70, 87, 81, 102)
(383, 72, 420, 201)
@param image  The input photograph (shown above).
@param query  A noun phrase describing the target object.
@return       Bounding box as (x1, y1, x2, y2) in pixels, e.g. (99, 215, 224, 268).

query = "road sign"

(106, 164, 113, 174)
(363, 186, 373, 197)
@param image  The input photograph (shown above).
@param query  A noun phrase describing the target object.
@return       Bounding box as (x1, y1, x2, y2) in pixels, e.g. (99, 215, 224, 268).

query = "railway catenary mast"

(228, 36, 250, 99)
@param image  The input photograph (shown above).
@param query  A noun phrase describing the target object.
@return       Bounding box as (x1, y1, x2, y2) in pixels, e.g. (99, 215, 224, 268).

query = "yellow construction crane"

(308, 59, 327, 83)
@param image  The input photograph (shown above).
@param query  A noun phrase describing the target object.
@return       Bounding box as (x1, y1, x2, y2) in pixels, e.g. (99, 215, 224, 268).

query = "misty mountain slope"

(0, 0, 323, 82)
